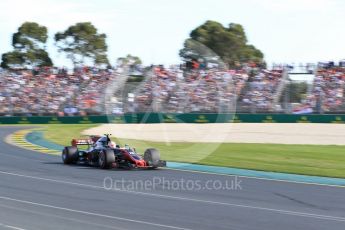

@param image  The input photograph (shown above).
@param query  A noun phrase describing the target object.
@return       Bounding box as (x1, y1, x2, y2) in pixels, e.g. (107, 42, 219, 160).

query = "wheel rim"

(99, 152, 105, 167)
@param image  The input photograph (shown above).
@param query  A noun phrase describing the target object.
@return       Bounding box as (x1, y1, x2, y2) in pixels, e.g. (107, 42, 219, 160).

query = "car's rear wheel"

(62, 146, 78, 164)
(98, 149, 115, 169)
(144, 148, 161, 168)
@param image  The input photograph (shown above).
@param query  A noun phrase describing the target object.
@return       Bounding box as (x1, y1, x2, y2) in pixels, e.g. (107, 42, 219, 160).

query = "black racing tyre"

(98, 149, 115, 169)
(144, 148, 160, 168)
(62, 146, 78, 164)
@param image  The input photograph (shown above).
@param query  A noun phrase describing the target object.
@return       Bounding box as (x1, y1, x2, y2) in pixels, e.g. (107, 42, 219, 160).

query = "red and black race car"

(62, 134, 166, 169)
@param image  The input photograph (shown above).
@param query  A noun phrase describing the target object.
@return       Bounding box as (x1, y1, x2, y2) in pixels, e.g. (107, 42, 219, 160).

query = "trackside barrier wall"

(1, 114, 345, 124)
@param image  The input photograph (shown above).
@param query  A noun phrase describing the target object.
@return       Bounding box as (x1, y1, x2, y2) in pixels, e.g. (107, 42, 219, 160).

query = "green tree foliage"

(287, 81, 308, 103)
(1, 51, 23, 68)
(117, 54, 142, 66)
(180, 21, 264, 67)
(1, 22, 52, 68)
(280, 81, 309, 104)
(55, 22, 109, 66)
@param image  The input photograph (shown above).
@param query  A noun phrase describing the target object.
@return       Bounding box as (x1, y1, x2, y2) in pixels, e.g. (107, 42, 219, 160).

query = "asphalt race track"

(0, 127, 344, 230)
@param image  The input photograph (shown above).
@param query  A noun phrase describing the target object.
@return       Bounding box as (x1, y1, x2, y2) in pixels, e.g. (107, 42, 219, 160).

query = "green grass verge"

(43, 124, 98, 146)
(7, 124, 345, 178)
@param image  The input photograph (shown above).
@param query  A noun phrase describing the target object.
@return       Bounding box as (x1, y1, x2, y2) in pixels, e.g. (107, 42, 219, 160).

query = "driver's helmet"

(108, 141, 116, 148)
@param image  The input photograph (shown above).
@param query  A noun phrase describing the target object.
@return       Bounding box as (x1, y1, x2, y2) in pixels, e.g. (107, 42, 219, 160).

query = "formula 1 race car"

(62, 134, 166, 169)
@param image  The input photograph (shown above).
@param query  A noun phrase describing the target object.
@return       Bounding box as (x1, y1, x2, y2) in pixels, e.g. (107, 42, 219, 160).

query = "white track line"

(0, 222, 27, 230)
(0, 196, 189, 230)
(0, 203, 136, 230)
(0, 170, 345, 223)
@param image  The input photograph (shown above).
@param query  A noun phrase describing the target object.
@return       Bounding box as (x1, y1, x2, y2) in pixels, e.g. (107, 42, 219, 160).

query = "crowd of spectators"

(308, 68, 345, 113)
(0, 64, 286, 115)
(0, 67, 116, 116)
(127, 66, 249, 113)
(240, 68, 284, 111)
(4, 63, 345, 116)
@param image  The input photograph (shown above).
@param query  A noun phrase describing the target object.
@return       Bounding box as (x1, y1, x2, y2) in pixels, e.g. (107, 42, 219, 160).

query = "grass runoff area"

(8, 124, 345, 178)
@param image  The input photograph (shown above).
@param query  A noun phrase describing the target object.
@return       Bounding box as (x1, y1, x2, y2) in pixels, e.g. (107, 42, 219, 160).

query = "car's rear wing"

(71, 139, 93, 147)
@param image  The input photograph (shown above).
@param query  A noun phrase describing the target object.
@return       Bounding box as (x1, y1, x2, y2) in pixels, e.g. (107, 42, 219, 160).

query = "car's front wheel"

(98, 149, 115, 169)
(144, 148, 161, 168)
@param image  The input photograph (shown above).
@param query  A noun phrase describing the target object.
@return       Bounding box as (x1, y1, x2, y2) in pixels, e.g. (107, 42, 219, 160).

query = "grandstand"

(0, 67, 116, 116)
(306, 67, 345, 113)
(1, 63, 345, 116)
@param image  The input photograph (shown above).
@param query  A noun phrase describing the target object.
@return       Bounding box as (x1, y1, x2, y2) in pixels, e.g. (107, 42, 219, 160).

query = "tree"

(180, 21, 264, 67)
(27, 49, 53, 67)
(1, 22, 52, 68)
(55, 22, 109, 66)
(117, 54, 142, 66)
(179, 39, 227, 69)
(12, 22, 48, 50)
(1, 51, 24, 69)
(281, 81, 308, 103)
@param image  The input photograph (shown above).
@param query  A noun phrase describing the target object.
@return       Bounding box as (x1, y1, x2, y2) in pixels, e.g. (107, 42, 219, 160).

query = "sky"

(1, 0, 345, 67)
